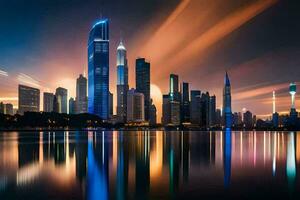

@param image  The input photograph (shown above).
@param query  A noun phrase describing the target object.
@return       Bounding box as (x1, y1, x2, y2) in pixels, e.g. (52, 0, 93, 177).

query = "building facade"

(43, 92, 54, 112)
(55, 87, 68, 114)
(190, 90, 201, 125)
(69, 97, 76, 114)
(127, 88, 144, 123)
(88, 19, 109, 119)
(181, 82, 190, 123)
(223, 72, 232, 129)
(136, 58, 150, 121)
(18, 84, 40, 115)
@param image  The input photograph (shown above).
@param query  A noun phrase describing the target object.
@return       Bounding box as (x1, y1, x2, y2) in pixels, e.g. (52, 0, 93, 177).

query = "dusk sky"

(0, 0, 300, 120)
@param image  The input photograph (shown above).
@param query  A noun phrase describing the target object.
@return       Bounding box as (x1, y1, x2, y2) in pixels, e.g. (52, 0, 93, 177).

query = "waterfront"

(0, 131, 300, 199)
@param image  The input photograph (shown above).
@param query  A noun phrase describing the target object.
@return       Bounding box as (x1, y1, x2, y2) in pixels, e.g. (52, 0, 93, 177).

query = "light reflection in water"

(0, 131, 299, 199)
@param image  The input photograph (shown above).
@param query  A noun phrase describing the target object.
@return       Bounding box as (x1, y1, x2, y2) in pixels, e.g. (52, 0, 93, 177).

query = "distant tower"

(272, 91, 276, 114)
(223, 72, 232, 129)
(289, 83, 296, 110)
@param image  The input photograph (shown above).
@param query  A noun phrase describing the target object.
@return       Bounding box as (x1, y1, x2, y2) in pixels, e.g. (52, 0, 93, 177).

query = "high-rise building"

(127, 88, 144, 123)
(201, 92, 210, 127)
(190, 90, 201, 125)
(88, 19, 109, 119)
(169, 74, 180, 101)
(289, 83, 296, 110)
(209, 95, 216, 127)
(18, 84, 40, 115)
(69, 97, 76, 114)
(272, 91, 279, 128)
(149, 99, 157, 126)
(170, 101, 180, 126)
(181, 82, 190, 123)
(116, 40, 129, 122)
(243, 111, 253, 129)
(162, 94, 170, 125)
(43, 92, 54, 112)
(0, 102, 4, 114)
(55, 87, 68, 114)
(5, 103, 13, 115)
(109, 92, 113, 119)
(76, 74, 88, 114)
(136, 58, 150, 121)
(215, 109, 222, 126)
(223, 72, 232, 129)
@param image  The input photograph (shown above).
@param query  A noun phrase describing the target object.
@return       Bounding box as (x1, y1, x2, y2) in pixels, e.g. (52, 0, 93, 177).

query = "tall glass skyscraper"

(116, 40, 128, 122)
(223, 72, 232, 129)
(136, 58, 150, 121)
(76, 74, 88, 114)
(88, 19, 109, 119)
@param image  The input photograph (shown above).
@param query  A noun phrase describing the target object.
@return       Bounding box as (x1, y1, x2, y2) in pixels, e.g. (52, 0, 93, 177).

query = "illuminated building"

(127, 88, 145, 123)
(116, 40, 129, 122)
(136, 58, 150, 121)
(289, 83, 298, 126)
(109, 92, 113, 118)
(168, 74, 181, 126)
(18, 84, 40, 115)
(76, 74, 88, 114)
(169, 74, 180, 101)
(272, 91, 279, 128)
(289, 83, 296, 110)
(180, 82, 190, 123)
(201, 92, 210, 127)
(43, 92, 54, 112)
(69, 97, 76, 114)
(223, 72, 232, 129)
(55, 87, 68, 114)
(243, 111, 253, 129)
(88, 19, 109, 119)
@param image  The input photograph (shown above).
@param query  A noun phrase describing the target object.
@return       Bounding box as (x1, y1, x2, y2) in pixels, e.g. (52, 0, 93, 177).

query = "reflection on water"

(0, 131, 300, 199)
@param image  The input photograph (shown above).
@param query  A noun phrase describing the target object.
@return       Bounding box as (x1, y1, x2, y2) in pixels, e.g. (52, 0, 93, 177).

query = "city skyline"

(0, 0, 300, 120)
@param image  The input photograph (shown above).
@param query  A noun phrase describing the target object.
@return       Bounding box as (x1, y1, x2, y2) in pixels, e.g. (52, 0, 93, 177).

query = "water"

(0, 131, 299, 199)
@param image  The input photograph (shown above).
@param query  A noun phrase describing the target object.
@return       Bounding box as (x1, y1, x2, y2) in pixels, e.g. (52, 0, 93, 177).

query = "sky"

(0, 0, 300, 120)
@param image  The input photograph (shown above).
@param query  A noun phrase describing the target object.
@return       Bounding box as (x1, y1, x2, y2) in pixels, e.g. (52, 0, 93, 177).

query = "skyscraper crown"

(225, 71, 230, 86)
(117, 41, 126, 51)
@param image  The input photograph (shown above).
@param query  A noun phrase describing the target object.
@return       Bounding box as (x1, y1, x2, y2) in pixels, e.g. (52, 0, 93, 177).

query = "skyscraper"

(169, 74, 180, 101)
(43, 92, 54, 112)
(181, 82, 190, 123)
(127, 88, 144, 123)
(209, 95, 216, 127)
(272, 91, 279, 128)
(136, 58, 150, 121)
(69, 97, 76, 114)
(243, 111, 253, 129)
(55, 87, 68, 114)
(116, 40, 129, 122)
(201, 92, 210, 127)
(190, 90, 201, 125)
(76, 74, 88, 114)
(289, 83, 297, 110)
(88, 19, 109, 119)
(18, 84, 40, 115)
(223, 72, 232, 129)
(162, 94, 170, 125)
(149, 99, 157, 126)
(109, 92, 113, 119)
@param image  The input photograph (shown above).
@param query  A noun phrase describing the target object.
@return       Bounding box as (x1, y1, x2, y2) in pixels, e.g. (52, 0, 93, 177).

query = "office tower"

(200, 92, 210, 127)
(162, 94, 170, 125)
(272, 91, 279, 128)
(4, 103, 13, 115)
(272, 91, 276, 114)
(116, 40, 129, 122)
(76, 74, 88, 114)
(170, 101, 180, 126)
(109, 92, 113, 118)
(209, 95, 216, 127)
(149, 99, 157, 126)
(243, 111, 253, 129)
(181, 82, 190, 123)
(55, 87, 68, 114)
(53, 95, 59, 113)
(223, 72, 232, 129)
(88, 19, 109, 119)
(43, 92, 54, 112)
(0, 102, 4, 114)
(169, 74, 180, 101)
(18, 84, 40, 115)
(215, 109, 222, 126)
(233, 112, 239, 127)
(127, 88, 144, 122)
(136, 58, 150, 121)
(190, 90, 201, 125)
(69, 97, 76, 114)
(289, 83, 298, 124)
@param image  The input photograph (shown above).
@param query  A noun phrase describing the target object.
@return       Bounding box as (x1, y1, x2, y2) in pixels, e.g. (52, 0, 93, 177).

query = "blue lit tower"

(116, 40, 129, 122)
(223, 72, 232, 129)
(88, 19, 109, 119)
(289, 83, 296, 110)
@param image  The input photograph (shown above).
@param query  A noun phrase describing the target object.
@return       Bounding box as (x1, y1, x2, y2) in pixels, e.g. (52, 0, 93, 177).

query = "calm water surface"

(0, 131, 300, 199)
